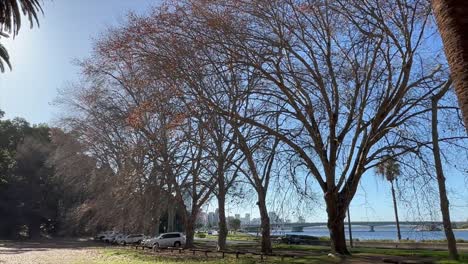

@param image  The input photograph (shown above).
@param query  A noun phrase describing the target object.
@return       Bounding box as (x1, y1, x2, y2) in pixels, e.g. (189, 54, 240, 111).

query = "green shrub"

(196, 233, 206, 238)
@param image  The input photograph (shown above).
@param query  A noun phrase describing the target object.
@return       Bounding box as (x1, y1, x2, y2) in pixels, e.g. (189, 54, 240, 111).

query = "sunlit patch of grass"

(202, 233, 259, 241)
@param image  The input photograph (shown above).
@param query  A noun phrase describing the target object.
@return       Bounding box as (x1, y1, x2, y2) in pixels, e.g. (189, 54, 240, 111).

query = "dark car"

(278, 234, 319, 245)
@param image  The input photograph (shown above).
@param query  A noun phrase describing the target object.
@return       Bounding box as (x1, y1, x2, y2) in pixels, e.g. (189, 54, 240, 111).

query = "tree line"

(51, 0, 468, 257)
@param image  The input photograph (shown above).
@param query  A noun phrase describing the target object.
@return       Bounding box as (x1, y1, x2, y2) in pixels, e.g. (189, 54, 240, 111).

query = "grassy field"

(273, 244, 468, 264)
(200, 233, 259, 241)
(74, 244, 468, 264)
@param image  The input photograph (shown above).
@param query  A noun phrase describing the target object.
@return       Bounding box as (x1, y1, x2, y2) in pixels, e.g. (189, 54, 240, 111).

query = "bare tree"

(176, 0, 446, 255)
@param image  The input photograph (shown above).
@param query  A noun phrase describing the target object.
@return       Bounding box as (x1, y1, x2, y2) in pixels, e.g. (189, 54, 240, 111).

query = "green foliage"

(0, 41, 11, 72)
(0, 115, 64, 238)
(228, 218, 241, 231)
(0, 0, 44, 72)
(195, 233, 207, 238)
(375, 155, 401, 182)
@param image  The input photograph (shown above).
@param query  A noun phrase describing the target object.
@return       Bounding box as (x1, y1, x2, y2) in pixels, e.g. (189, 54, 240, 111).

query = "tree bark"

(432, 0, 468, 130)
(325, 191, 350, 255)
(347, 208, 353, 248)
(184, 213, 196, 249)
(432, 95, 459, 260)
(257, 192, 272, 254)
(390, 180, 402, 241)
(153, 215, 161, 236)
(167, 205, 175, 232)
(217, 191, 228, 251)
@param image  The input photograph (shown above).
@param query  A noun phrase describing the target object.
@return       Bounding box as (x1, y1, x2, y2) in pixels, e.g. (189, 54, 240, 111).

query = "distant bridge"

(243, 221, 468, 232)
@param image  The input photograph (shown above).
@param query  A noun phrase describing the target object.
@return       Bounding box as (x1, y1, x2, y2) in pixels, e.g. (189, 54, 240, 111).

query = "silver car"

(121, 234, 146, 245)
(145, 232, 186, 249)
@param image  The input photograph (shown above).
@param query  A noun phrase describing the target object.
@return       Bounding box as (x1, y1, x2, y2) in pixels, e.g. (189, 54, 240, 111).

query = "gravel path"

(0, 239, 102, 264)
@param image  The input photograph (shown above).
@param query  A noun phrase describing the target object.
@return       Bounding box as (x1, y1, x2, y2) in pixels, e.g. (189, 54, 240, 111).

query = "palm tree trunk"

(432, 94, 459, 260)
(432, 0, 468, 130)
(390, 181, 402, 241)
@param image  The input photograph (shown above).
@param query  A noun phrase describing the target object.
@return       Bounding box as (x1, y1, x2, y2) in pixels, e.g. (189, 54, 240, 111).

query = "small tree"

(376, 156, 402, 241)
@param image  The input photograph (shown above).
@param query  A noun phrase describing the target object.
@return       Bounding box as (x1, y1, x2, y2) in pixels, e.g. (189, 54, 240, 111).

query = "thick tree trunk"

(432, 0, 468, 130)
(432, 97, 459, 260)
(184, 215, 196, 249)
(217, 191, 228, 251)
(257, 193, 272, 254)
(390, 181, 402, 241)
(325, 192, 350, 255)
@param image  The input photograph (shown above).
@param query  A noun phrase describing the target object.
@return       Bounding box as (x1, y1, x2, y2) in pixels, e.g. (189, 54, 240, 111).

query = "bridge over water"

(243, 221, 468, 232)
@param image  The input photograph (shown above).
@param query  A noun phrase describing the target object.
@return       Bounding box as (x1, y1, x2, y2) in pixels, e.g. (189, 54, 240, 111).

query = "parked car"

(112, 233, 126, 244)
(144, 232, 186, 249)
(121, 234, 146, 245)
(102, 232, 119, 243)
(277, 234, 319, 245)
(141, 237, 153, 248)
(112, 234, 127, 245)
(95, 231, 113, 241)
(207, 230, 218, 235)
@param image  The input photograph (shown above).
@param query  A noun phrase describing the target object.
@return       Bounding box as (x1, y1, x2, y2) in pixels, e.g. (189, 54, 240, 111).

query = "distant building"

(197, 211, 208, 226)
(243, 213, 251, 225)
(298, 216, 306, 223)
(214, 208, 219, 224)
(250, 218, 261, 225)
(235, 214, 240, 220)
(208, 212, 216, 227)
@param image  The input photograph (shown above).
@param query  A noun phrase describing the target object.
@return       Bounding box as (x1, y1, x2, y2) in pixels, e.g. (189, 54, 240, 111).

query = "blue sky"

(0, 0, 156, 123)
(0, 0, 466, 223)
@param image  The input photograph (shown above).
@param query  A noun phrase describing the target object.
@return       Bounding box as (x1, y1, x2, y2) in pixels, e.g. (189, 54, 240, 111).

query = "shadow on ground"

(0, 238, 102, 255)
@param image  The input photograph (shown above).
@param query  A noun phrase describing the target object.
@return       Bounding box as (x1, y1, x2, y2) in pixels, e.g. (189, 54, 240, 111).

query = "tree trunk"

(432, 96, 459, 260)
(432, 0, 468, 130)
(154, 216, 161, 236)
(217, 191, 228, 251)
(347, 208, 353, 248)
(167, 205, 175, 232)
(325, 191, 350, 255)
(184, 215, 196, 249)
(390, 180, 402, 241)
(257, 193, 272, 254)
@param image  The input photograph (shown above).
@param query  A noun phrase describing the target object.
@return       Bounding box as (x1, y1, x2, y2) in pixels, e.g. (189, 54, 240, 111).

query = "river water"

(268, 226, 468, 241)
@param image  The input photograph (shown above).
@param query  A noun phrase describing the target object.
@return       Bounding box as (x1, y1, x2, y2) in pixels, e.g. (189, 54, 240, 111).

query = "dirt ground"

(0, 239, 102, 264)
